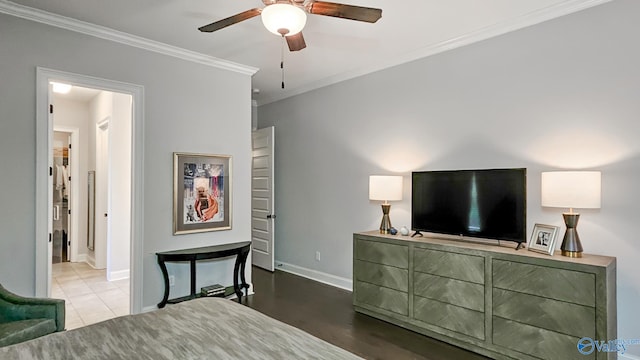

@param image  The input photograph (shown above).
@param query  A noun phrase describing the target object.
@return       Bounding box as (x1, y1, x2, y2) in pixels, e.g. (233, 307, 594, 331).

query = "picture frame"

(173, 153, 232, 235)
(527, 223, 559, 255)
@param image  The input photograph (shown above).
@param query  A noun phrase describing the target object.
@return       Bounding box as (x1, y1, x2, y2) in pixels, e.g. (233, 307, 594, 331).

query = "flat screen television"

(411, 168, 526, 243)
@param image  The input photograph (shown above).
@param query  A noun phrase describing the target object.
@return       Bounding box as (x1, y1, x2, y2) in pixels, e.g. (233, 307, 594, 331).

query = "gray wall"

(0, 13, 253, 309)
(258, 0, 640, 352)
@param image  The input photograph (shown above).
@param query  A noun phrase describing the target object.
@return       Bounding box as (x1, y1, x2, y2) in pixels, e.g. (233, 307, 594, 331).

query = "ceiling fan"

(198, 0, 383, 52)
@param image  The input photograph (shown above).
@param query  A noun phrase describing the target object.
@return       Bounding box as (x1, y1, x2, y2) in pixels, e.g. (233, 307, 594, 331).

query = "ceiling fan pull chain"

(280, 34, 286, 89)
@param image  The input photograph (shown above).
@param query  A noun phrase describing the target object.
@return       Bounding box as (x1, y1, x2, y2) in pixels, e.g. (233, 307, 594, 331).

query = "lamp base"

(561, 250, 582, 258)
(379, 204, 392, 234)
(560, 213, 583, 258)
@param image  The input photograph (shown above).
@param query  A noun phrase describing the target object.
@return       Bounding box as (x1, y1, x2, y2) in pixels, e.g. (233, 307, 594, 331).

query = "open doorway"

(49, 82, 133, 328)
(35, 68, 144, 315)
(52, 131, 71, 264)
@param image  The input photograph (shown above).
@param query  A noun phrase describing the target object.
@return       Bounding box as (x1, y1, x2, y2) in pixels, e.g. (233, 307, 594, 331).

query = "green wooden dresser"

(353, 231, 617, 360)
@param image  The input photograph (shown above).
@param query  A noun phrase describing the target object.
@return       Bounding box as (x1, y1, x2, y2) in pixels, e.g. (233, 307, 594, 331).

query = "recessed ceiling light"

(51, 82, 72, 94)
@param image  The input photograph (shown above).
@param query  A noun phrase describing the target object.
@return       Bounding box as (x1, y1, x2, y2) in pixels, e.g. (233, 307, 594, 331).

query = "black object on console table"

(156, 241, 251, 308)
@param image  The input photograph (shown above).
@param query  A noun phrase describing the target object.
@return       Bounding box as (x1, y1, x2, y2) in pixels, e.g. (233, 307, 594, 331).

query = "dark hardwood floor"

(245, 266, 490, 360)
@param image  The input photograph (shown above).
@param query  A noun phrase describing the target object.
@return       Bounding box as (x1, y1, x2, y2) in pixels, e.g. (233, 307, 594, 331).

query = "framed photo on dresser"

(528, 223, 559, 255)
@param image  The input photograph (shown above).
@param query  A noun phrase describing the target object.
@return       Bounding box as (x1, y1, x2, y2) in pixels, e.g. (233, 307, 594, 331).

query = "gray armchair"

(0, 284, 65, 347)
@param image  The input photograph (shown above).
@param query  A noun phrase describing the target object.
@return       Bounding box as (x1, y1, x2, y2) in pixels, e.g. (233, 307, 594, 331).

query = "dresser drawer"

(355, 281, 408, 316)
(414, 248, 484, 284)
(414, 272, 484, 312)
(493, 288, 595, 338)
(355, 260, 408, 292)
(355, 239, 408, 268)
(493, 317, 594, 360)
(493, 259, 595, 307)
(413, 296, 484, 340)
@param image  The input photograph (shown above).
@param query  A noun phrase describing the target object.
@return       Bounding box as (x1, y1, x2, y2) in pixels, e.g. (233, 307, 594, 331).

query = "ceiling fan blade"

(286, 32, 307, 51)
(198, 8, 261, 33)
(307, 1, 382, 23)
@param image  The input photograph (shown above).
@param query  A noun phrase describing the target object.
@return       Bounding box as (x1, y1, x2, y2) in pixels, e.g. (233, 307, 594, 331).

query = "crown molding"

(0, 0, 259, 76)
(257, 0, 612, 105)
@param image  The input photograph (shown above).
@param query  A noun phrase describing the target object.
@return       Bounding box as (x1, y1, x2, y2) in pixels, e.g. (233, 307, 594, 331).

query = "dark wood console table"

(156, 241, 251, 308)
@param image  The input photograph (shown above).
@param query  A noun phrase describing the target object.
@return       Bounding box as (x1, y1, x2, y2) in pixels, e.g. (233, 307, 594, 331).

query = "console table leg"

(157, 258, 170, 308)
(240, 248, 250, 296)
(233, 251, 242, 303)
(190, 260, 197, 299)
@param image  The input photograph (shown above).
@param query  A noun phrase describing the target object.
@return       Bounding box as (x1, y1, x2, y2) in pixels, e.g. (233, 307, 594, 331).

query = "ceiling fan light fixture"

(261, 3, 307, 36)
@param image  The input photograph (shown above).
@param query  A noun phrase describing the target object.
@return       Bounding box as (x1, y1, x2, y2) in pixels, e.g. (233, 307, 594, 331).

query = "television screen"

(411, 168, 526, 243)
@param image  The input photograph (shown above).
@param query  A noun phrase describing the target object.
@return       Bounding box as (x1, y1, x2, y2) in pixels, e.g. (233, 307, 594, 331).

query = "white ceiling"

(6, 0, 609, 105)
(52, 85, 101, 103)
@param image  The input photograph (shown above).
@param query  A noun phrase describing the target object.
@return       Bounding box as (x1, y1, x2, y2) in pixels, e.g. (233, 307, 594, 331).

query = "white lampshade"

(369, 176, 403, 202)
(541, 171, 601, 209)
(261, 3, 307, 36)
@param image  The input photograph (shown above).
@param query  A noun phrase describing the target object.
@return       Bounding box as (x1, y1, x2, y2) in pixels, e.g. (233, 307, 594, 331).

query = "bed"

(0, 297, 363, 359)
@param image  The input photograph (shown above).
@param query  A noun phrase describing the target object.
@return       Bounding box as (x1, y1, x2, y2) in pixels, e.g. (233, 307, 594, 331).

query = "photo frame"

(173, 153, 232, 235)
(527, 223, 559, 255)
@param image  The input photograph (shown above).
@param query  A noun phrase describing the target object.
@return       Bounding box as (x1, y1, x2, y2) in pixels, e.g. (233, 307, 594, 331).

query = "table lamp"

(369, 175, 403, 234)
(541, 171, 601, 258)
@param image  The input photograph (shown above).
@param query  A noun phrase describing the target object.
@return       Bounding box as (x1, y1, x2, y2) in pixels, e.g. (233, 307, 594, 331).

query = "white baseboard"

(141, 305, 158, 313)
(275, 261, 353, 291)
(108, 269, 130, 281)
(621, 353, 640, 360)
(86, 254, 96, 268)
(74, 254, 87, 263)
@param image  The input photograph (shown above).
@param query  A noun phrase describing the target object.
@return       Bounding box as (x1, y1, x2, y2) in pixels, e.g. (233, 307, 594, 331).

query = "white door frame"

(52, 126, 80, 263)
(94, 118, 110, 271)
(35, 67, 145, 314)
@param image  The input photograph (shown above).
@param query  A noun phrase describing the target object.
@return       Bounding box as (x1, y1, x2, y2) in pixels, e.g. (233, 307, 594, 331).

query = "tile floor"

(51, 262, 129, 330)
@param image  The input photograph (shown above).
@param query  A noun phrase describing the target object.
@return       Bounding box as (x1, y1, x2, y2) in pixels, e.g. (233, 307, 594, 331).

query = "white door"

(95, 119, 110, 269)
(65, 132, 72, 262)
(251, 127, 275, 271)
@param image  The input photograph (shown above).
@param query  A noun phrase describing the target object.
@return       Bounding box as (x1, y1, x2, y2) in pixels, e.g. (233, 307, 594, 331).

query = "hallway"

(51, 262, 129, 329)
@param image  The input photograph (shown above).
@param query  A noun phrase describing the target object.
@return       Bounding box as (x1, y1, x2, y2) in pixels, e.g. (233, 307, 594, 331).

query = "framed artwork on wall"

(527, 223, 559, 255)
(173, 153, 232, 235)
